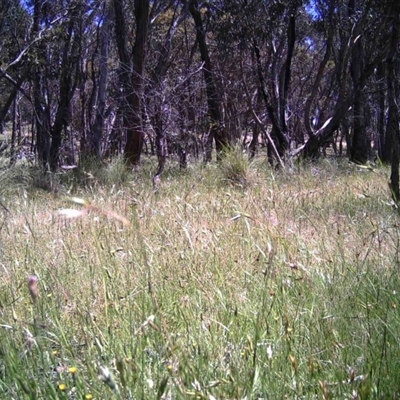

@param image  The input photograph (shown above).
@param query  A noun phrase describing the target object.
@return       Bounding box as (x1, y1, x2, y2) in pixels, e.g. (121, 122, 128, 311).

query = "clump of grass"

(100, 156, 133, 186)
(217, 145, 252, 187)
(0, 162, 32, 197)
(0, 159, 67, 194)
(64, 155, 132, 190)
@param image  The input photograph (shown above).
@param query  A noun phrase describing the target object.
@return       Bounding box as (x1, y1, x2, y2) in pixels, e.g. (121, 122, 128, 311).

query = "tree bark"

(129, 0, 149, 165)
(298, 0, 386, 161)
(151, 6, 186, 184)
(348, 0, 368, 164)
(49, 5, 82, 171)
(113, 0, 149, 165)
(31, 0, 51, 169)
(304, 15, 333, 139)
(0, 76, 23, 126)
(188, 0, 229, 161)
(89, 0, 113, 159)
(375, 62, 389, 163)
(253, 41, 289, 159)
(387, 4, 400, 201)
(278, 13, 296, 137)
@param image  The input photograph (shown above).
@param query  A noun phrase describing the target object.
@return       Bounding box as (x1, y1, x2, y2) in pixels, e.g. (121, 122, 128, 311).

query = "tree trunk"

(376, 62, 388, 162)
(249, 123, 260, 160)
(387, 5, 400, 201)
(278, 14, 296, 137)
(348, 0, 368, 164)
(125, 0, 149, 165)
(89, 0, 113, 159)
(113, 0, 149, 165)
(298, 0, 386, 161)
(49, 8, 81, 171)
(152, 105, 167, 187)
(299, 97, 351, 159)
(389, 77, 400, 201)
(304, 11, 333, 139)
(31, 0, 51, 169)
(253, 41, 288, 158)
(151, 6, 186, 183)
(10, 96, 17, 165)
(188, 0, 229, 161)
(0, 76, 24, 127)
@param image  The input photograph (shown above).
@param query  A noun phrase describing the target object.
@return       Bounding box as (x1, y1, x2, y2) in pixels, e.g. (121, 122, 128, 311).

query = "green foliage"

(0, 160, 399, 398)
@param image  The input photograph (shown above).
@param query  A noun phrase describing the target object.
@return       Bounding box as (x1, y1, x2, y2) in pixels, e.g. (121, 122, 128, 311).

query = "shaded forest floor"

(1, 154, 400, 399)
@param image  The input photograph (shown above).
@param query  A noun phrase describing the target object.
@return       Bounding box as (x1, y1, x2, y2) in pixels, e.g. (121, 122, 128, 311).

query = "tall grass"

(0, 157, 399, 399)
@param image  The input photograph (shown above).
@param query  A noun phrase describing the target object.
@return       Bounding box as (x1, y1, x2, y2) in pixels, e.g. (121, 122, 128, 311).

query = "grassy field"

(0, 154, 400, 399)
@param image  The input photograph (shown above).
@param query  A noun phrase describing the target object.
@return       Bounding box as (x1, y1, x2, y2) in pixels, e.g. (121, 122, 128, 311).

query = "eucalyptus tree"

(113, 0, 150, 165)
(301, 0, 335, 143)
(145, 1, 188, 184)
(386, 2, 400, 201)
(187, 0, 230, 162)
(0, 0, 30, 132)
(213, 0, 308, 164)
(86, 0, 114, 159)
(375, 61, 388, 162)
(30, 0, 95, 170)
(299, 0, 396, 161)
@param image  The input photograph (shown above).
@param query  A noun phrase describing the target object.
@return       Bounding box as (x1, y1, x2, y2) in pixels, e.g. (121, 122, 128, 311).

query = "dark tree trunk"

(188, 0, 229, 161)
(299, 98, 351, 159)
(10, 96, 17, 165)
(376, 63, 388, 162)
(113, 0, 149, 165)
(278, 14, 296, 136)
(128, 0, 149, 165)
(152, 105, 167, 187)
(49, 8, 81, 171)
(389, 109, 400, 201)
(151, 6, 186, 184)
(253, 41, 288, 158)
(389, 77, 400, 201)
(348, 0, 368, 164)
(387, 5, 400, 201)
(31, 0, 51, 169)
(89, 0, 113, 159)
(249, 123, 260, 160)
(304, 7, 333, 139)
(299, 0, 388, 161)
(0, 76, 24, 126)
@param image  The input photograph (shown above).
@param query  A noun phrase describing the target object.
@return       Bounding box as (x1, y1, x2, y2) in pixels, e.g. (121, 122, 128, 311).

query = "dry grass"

(0, 157, 399, 398)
